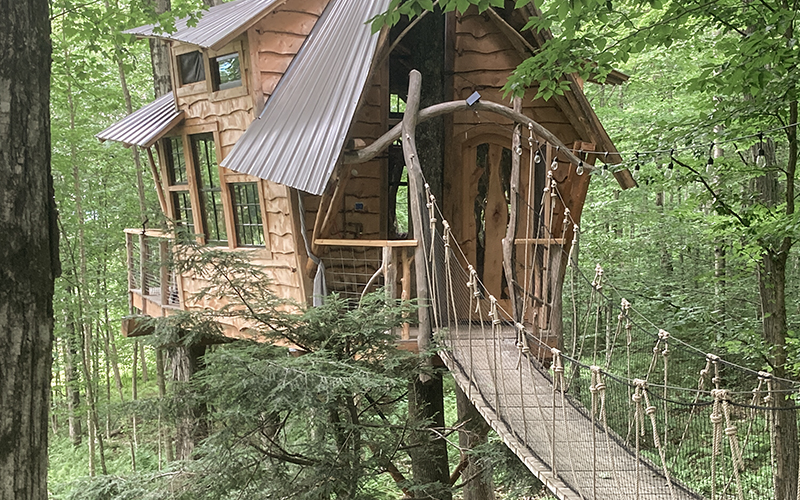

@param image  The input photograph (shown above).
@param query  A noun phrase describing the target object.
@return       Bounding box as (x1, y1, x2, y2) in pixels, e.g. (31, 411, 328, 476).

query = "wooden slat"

(314, 238, 418, 248)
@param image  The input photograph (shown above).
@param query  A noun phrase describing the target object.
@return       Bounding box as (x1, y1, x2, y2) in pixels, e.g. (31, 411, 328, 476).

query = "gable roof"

(96, 93, 183, 148)
(219, 0, 390, 196)
(124, 0, 283, 50)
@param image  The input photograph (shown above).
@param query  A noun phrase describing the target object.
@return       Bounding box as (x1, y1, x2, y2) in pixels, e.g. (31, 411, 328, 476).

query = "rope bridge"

(414, 171, 799, 500)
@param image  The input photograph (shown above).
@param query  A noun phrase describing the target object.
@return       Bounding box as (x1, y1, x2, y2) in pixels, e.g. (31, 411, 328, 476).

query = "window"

(164, 137, 195, 238)
(164, 137, 188, 184)
(210, 52, 242, 91)
(172, 191, 195, 237)
(177, 51, 205, 86)
(191, 133, 227, 244)
(230, 183, 264, 246)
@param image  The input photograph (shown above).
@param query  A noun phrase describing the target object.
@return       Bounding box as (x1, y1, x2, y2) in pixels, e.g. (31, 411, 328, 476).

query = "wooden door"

(462, 141, 512, 311)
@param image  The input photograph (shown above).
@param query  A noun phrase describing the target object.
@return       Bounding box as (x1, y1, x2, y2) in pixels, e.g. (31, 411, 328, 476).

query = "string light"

(706, 156, 714, 174)
(756, 132, 767, 168)
(551, 146, 560, 171)
(534, 151, 541, 164)
(602, 164, 608, 177)
(576, 160, 585, 175)
(633, 152, 640, 179)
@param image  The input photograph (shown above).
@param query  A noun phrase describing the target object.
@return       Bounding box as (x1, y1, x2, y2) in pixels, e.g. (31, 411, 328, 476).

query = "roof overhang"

(123, 0, 284, 51)
(220, 0, 391, 195)
(96, 93, 184, 148)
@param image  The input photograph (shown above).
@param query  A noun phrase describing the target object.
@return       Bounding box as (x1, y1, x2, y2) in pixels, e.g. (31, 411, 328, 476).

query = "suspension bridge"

(414, 176, 800, 500)
(382, 77, 800, 497)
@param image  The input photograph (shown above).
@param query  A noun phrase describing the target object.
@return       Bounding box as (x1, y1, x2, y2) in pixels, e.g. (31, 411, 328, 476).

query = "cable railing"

(124, 229, 180, 310)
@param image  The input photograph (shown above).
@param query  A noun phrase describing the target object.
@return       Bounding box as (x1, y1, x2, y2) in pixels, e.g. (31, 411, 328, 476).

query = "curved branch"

(343, 99, 592, 171)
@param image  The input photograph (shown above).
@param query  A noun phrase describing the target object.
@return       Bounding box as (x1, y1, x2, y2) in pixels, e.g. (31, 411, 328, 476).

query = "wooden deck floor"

(440, 327, 702, 500)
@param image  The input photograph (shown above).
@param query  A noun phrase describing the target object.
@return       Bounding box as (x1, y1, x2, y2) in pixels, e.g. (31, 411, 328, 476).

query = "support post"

(503, 97, 523, 321)
(401, 70, 432, 359)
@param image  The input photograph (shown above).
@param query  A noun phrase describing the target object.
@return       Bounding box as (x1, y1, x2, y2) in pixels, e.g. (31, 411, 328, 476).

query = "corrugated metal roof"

(96, 93, 184, 148)
(124, 0, 282, 50)
(219, 0, 389, 196)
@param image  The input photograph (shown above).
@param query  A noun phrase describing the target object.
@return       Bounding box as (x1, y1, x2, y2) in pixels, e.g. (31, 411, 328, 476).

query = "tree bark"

(64, 306, 83, 446)
(171, 342, 208, 460)
(408, 374, 452, 500)
(149, 0, 172, 98)
(0, 0, 57, 497)
(758, 251, 798, 500)
(454, 386, 495, 500)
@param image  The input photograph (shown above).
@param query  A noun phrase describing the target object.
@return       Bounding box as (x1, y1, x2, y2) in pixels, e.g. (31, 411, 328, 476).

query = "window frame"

(172, 43, 209, 98)
(157, 124, 272, 253)
(229, 182, 266, 247)
(204, 40, 249, 102)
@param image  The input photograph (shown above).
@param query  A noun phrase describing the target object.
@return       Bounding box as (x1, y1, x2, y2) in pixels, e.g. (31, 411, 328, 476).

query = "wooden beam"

(343, 99, 591, 172)
(401, 70, 434, 365)
(122, 315, 154, 338)
(314, 238, 418, 248)
(503, 97, 523, 321)
(146, 146, 169, 216)
(514, 238, 566, 245)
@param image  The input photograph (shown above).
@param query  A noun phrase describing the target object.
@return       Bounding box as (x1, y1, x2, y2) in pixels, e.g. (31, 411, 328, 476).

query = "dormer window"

(177, 50, 205, 86)
(210, 53, 241, 91)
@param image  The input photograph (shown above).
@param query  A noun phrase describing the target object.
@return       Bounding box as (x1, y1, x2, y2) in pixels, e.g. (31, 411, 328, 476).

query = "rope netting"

(406, 124, 800, 500)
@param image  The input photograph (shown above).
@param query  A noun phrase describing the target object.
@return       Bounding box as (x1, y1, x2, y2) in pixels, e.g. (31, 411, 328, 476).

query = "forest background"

(44, 0, 800, 498)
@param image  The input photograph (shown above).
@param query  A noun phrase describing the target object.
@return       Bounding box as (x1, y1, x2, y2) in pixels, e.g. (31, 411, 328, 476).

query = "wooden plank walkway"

(440, 327, 703, 500)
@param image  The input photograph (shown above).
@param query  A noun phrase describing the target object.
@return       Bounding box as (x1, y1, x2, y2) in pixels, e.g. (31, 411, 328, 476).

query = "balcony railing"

(124, 229, 180, 312)
(315, 239, 417, 340)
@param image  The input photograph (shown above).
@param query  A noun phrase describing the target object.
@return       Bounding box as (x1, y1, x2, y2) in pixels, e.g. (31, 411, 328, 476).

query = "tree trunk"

(408, 374, 452, 500)
(455, 386, 495, 500)
(156, 347, 174, 462)
(149, 0, 172, 98)
(171, 342, 208, 460)
(758, 252, 798, 500)
(0, 0, 57, 497)
(64, 306, 83, 446)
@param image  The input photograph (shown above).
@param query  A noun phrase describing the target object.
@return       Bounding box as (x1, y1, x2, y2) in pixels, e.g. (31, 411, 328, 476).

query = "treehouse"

(97, 0, 634, 351)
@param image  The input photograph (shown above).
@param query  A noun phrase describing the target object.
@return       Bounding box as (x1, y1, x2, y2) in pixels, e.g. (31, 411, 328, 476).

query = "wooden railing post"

(159, 239, 169, 306)
(126, 232, 134, 291)
(139, 232, 147, 296)
(401, 248, 412, 340)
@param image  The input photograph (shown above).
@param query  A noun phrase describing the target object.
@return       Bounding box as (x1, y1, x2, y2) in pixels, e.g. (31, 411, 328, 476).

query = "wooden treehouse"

(98, 0, 635, 353)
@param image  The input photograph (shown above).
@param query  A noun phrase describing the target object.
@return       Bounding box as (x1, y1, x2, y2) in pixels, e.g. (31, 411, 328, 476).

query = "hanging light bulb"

(602, 164, 608, 177)
(756, 149, 767, 168)
(756, 132, 767, 168)
(576, 161, 585, 175)
(666, 160, 674, 179)
(633, 162, 640, 179)
(706, 156, 714, 174)
(551, 157, 558, 171)
(534, 151, 541, 164)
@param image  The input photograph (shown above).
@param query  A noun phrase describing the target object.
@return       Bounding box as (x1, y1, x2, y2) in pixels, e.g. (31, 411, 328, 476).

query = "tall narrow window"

(191, 133, 226, 244)
(164, 137, 194, 238)
(164, 137, 188, 184)
(230, 183, 264, 246)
